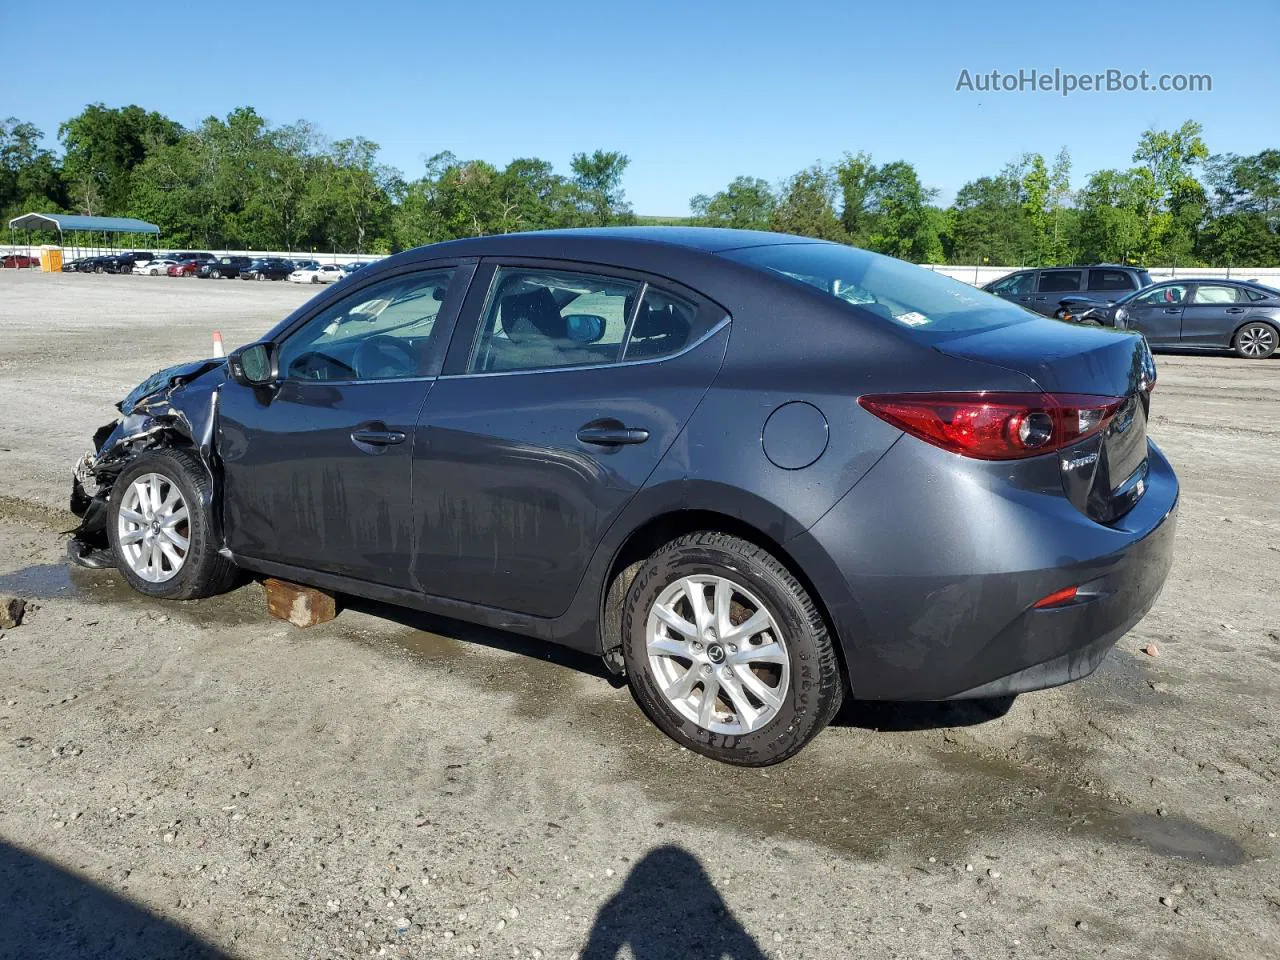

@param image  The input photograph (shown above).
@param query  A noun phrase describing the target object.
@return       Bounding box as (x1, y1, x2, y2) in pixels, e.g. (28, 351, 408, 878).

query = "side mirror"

(227, 341, 278, 386)
(563, 313, 606, 344)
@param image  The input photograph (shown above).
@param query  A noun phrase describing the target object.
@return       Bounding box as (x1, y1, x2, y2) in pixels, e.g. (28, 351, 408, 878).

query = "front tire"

(1234, 321, 1277, 359)
(621, 532, 843, 766)
(107, 448, 238, 600)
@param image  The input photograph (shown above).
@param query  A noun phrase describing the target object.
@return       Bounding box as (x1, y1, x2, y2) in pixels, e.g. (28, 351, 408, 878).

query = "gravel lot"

(0, 270, 1277, 960)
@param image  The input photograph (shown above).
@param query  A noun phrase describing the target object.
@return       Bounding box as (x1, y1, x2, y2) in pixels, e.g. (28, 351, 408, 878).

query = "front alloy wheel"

(116, 473, 189, 583)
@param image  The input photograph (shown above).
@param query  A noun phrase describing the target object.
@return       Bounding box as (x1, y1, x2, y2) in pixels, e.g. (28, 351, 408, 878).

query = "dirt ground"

(0, 270, 1277, 960)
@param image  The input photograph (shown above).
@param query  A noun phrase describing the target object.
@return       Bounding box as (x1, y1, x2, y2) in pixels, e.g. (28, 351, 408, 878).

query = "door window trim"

(439, 257, 731, 378)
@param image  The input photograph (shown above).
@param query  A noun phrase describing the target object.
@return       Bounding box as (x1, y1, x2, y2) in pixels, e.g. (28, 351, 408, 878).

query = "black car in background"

(1069, 279, 1278, 359)
(198, 256, 253, 279)
(985, 265, 1152, 317)
(240, 257, 295, 281)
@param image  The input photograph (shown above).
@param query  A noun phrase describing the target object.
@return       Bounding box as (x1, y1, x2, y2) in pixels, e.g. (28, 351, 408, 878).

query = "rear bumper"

(787, 438, 1178, 701)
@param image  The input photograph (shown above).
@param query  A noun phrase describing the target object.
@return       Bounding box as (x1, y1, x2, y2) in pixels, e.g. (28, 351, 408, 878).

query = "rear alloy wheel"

(1234, 322, 1277, 360)
(211, 269, 221, 279)
(107, 449, 238, 600)
(622, 532, 843, 766)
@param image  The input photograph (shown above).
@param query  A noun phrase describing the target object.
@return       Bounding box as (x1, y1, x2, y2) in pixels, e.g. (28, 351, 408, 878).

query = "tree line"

(3, 105, 1278, 266)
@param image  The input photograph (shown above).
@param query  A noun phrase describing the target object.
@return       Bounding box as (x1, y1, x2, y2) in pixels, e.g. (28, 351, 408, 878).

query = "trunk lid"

(936, 319, 1156, 524)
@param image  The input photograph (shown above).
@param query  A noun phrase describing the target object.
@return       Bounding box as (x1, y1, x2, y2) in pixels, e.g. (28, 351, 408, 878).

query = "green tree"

(769, 164, 845, 240)
(58, 104, 181, 215)
(690, 176, 776, 229)
(570, 150, 632, 225)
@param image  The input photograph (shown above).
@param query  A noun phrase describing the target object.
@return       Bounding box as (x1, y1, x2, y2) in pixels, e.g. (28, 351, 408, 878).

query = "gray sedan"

(1111, 279, 1279, 359)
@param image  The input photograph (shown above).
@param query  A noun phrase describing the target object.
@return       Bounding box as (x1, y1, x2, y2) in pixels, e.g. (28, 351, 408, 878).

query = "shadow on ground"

(581, 845, 765, 960)
(0, 840, 227, 959)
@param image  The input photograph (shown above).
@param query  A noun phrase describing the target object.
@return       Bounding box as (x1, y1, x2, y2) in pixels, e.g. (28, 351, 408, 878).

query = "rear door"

(411, 260, 729, 616)
(1088, 268, 1139, 298)
(1123, 283, 1187, 344)
(1033, 269, 1083, 315)
(1180, 283, 1245, 346)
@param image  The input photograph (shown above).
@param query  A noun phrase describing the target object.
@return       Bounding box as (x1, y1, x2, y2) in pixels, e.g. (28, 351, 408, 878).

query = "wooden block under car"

(264, 578, 337, 627)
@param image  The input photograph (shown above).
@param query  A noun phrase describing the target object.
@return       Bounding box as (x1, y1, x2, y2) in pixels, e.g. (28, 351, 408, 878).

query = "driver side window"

(1134, 284, 1187, 306)
(277, 268, 456, 381)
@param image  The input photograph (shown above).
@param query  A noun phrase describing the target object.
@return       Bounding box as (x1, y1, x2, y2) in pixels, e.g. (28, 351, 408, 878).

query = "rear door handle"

(1164, 308, 1181, 314)
(351, 428, 406, 446)
(577, 423, 650, 446)
(1226, 307, 1245, 313)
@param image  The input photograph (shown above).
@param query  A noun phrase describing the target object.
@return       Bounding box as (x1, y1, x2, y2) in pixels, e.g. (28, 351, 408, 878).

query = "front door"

(412, 263, 728, 617)
(1123, 283, 1187, 344)
(218, 264, 467, 587)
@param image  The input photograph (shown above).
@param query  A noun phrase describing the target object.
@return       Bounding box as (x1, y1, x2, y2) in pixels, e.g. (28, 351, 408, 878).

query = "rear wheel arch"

(1232, 318, 1278, 358)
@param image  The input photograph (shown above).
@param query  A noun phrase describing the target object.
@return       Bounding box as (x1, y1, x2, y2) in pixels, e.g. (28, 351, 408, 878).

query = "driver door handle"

(577, 422, 650, 446)
(351, 428, 406, 446)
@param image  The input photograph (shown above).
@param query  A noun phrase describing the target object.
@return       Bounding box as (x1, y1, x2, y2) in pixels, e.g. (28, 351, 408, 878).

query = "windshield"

(723, 243, 1032, 336)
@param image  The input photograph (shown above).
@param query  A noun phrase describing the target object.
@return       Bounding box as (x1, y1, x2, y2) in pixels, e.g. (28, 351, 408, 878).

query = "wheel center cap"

(151, 521, 160, 532)
(706, 643, 726, 664)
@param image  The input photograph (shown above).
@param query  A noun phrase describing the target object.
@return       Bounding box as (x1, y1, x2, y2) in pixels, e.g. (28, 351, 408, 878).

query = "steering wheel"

(353, 335, 418, 380)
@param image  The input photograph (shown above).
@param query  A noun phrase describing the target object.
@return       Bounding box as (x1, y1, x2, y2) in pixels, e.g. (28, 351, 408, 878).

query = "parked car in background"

(240, 258, 295, 281)
(67, 228, 1178, 766)
(198, 256, 253, 279)
(171, 252, 215, 264)
(985, 265, 1153, 317)
(100, 251, 155, 274)
(341, 261, 371, 276)
(289, 263, 344, 284)
(1, 253, 39, 268)
(62, 257, 90, 272)
(290, 259, 320, 272)
(168, 259, 203, 278)
(135, 257, 179, 276)
(1076, 279, 1279, 359)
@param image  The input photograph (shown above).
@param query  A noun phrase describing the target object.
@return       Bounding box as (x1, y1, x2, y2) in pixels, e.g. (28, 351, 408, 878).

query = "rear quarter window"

(722, 243, 1032, 337)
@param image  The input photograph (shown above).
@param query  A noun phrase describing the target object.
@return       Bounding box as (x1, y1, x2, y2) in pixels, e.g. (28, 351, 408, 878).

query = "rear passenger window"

(1038, 270, 1082, 293)
(469, 269, 639, 373)
(1089, 269, 1135, 292)
(624, 288, 697, 361)
(1191, 285, 1242, 305)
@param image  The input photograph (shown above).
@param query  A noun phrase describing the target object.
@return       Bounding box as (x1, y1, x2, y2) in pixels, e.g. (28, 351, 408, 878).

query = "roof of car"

(404, 227, 826, 261)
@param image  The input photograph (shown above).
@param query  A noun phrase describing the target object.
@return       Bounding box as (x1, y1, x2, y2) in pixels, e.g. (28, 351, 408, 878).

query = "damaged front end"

(69, 358, 227, 568)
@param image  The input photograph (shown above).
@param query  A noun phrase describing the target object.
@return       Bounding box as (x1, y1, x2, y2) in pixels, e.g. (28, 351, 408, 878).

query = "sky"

(4, 0, 1277, 215)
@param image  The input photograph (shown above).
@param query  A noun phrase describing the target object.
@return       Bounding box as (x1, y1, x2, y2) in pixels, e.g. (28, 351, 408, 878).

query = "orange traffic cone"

(212, 330, 225, 358)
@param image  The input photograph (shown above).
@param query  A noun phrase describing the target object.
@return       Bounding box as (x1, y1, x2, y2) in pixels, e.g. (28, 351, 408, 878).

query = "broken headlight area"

(68, 358, 226, 569)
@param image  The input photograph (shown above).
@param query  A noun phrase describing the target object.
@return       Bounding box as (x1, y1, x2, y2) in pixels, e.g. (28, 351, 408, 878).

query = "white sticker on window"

(896, 311, 931, 327)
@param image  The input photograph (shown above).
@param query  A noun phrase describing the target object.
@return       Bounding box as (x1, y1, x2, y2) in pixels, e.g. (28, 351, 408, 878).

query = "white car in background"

(134, 258, 179, 276)
(289, 263, 345, 284)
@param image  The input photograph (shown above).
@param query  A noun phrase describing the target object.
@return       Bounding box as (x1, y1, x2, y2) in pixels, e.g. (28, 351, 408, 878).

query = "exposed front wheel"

(621, 532, 844, 766)
(1234, 321, 1277, 359)
(106, 449, 238, 600)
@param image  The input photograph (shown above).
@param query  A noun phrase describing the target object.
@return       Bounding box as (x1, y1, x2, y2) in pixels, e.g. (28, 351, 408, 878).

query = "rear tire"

(621, 532, 844, 766)
(1233, 321, 1277, 359)
(106, 448, 238, 600)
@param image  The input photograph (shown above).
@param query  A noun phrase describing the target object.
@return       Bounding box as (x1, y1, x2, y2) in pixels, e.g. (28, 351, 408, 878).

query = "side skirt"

(228, 553, 602, 655)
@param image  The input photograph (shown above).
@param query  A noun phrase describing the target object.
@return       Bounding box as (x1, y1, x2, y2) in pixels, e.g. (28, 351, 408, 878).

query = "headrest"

(632, 303, 691, 340)
(499, 288, 565, 341)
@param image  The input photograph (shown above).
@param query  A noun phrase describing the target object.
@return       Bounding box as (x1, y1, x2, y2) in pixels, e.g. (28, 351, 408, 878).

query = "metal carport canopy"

(7, 213, 160, 234)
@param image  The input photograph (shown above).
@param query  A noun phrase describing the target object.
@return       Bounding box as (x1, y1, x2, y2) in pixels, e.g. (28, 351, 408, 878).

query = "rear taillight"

(858, 392, 1126, 461)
